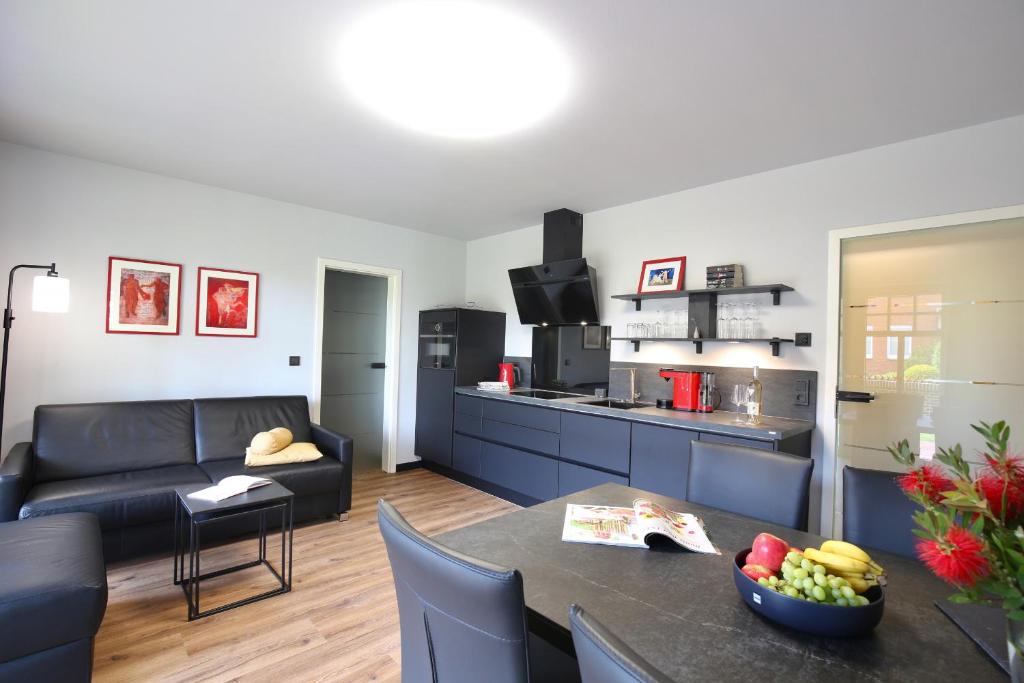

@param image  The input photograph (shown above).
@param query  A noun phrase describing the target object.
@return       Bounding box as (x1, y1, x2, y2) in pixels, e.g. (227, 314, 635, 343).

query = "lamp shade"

(32, 275, 70, 313)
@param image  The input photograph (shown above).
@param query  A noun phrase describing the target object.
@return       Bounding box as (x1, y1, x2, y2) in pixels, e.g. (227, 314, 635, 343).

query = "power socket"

(795, 332, 812, 347)
(794, 379, 810, 406)
(289, 356, 301, 366)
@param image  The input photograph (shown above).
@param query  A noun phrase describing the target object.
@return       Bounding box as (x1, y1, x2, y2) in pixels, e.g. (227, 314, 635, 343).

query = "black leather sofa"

(0, 395, 353, 561)
(0, 512, 107, 683)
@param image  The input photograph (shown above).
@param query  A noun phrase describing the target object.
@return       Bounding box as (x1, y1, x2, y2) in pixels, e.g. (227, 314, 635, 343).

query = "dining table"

(435, 482, 1006, 682)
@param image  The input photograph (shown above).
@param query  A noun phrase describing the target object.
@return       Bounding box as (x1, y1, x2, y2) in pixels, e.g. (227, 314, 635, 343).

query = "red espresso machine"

(658, 368, 717, 413)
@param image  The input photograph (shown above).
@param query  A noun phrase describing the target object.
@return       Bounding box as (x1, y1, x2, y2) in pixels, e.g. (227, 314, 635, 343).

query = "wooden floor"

(93, 468, 520, 683)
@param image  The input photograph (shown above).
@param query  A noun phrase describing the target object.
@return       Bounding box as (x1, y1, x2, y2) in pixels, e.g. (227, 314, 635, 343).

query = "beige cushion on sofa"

(247, 427, 294, 457)
(245, 441, 323, 467)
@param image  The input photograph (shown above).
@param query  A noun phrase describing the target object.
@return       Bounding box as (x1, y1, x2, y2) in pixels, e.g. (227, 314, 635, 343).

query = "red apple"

(741, 563, 774, 581)
(746, 532, 790, 572)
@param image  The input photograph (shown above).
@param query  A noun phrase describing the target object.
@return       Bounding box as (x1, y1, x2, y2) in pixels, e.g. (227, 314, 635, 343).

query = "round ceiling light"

(339, 2, 572, 138)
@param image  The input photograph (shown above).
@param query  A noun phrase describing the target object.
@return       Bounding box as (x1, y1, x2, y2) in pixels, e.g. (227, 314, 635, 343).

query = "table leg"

(172, 497, 179, 585)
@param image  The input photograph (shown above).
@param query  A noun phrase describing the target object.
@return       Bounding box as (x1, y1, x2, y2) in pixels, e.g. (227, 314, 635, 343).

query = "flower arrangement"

(889, 420, 1024, 615)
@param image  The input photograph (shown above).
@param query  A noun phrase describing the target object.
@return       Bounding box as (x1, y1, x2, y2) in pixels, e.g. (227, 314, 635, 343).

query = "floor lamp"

(1, 263, 70, 449)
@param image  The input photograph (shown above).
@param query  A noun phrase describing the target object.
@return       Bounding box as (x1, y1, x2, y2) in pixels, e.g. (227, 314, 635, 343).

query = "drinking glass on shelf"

(655, 310, 666, 338)
(717, 303, 729, 339)
(730, 384, 748, 423)
(744, 302, 758, 338)
(626, 322, 637, 339)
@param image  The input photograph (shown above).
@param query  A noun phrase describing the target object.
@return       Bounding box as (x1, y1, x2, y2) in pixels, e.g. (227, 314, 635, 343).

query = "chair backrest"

(33, 399, 196, 482)
(843, 466, 920, 559)
(569, 605, 672, 683)
(377, 499, 531, 683)
(687, 441, 813, 530)
(192, 395, 311, 463)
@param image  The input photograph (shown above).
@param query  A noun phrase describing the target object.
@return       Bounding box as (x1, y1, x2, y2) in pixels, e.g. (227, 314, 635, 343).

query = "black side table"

(173, 481, 294, 620)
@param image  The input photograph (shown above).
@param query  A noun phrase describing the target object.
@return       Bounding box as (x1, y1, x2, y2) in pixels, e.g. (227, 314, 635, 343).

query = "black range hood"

(508, 209, 600, 326)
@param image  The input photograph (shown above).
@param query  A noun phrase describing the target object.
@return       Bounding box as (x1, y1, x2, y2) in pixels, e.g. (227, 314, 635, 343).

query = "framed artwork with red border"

(195, 267, 259, 338)
(637, 256, 686, 294)
(106, 256, 182, 335)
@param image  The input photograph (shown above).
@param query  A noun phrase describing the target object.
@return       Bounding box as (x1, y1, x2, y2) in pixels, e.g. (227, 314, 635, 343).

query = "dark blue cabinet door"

(630, 423, 695, 499)
(455, 394, 482, 417)
(453, 411, 482, 438)
(481, 400, 561, 433)
(481, 419, 560, 456)
(558, 461, 628, 497)
(480, 442, 558, 501)
(559, 412, 631, 474)
(453, 434, 482, 477)
(698, 432, 773, 451)
(415, 368, 454, 466)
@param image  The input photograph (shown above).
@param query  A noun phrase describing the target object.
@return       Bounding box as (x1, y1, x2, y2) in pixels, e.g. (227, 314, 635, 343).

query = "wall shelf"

(610, 337, 794, 356)
(611, 284, 794, 311)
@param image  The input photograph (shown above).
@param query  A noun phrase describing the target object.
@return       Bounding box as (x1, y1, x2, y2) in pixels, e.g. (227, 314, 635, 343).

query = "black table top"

(175, 481, 293, 517)
(435, 483, 1005, 682)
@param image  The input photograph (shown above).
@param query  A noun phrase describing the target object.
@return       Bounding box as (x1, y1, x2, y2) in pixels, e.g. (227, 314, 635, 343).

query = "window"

(865, 335, 874, 359)
(886, 325, 912, 360)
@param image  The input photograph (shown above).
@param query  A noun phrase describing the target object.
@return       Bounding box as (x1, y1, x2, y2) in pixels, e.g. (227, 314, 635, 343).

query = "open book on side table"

(562, 499, 719, 554)
(188, 475, 272, 503)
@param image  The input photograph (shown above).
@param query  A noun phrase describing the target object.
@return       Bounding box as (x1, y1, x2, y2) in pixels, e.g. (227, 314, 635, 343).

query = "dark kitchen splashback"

(608, 361, 817, 423)
(502, 356, 532, 388)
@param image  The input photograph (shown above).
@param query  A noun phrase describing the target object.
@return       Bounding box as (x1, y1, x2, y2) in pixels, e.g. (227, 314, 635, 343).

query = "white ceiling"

(2, 1, 1023, 241)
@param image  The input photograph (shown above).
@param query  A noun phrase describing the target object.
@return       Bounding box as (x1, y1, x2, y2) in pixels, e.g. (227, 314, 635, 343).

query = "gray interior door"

(321, 270, 388, 472)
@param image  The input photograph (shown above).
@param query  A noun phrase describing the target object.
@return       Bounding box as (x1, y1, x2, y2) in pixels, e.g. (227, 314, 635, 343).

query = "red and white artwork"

(106, 257, 182, 334)
(196, 267, 259, 337)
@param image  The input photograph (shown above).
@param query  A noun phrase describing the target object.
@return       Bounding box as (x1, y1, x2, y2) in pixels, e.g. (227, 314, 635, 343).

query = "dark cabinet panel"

(453, 434, 482, 477)
(630, 424, 695, 499)
(698, 432, 773, 451)
(453, 411, 482, 438)
(559, 412, 631, 474)
(454, 394, 483, 417)
(482, 400, 560, 433)
(414, 368, 454, 466)
(558, 461, 628, 497)
(481, 419, 560, 456)
(480, 442, 558, 502)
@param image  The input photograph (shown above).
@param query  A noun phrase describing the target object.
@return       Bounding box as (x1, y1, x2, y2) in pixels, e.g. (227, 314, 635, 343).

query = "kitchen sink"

(577, 398, 647, 410)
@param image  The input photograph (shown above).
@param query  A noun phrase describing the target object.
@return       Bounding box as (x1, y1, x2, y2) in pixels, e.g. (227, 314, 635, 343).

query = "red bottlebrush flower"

(976, 472, 1024, 519)
(897, 464, 954, 504)
(916, 526, 990, 587)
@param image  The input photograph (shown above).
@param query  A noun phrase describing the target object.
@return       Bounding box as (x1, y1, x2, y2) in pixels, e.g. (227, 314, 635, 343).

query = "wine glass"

(744, 302, 758, 338)
(730, 384, 747, 423)
(717, 303, 730, 339)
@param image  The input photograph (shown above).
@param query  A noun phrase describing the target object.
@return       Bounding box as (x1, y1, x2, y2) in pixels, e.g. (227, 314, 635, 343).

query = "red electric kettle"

(498, 363, 521, 389)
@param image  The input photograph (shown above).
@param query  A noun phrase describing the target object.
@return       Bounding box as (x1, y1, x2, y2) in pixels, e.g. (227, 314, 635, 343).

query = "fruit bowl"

(733, 549, 885, 637)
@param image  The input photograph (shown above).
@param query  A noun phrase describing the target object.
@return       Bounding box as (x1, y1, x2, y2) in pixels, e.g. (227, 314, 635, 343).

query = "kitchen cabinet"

(452, 433, 482, 477)
(630, 423, 694, 499)
(697, 432, 773, 451)
(481, 419, 560, 456)
(480, 442, 558, 502)
(482, 400, 560, 433)
(559, 412, 631, 474)
(414, 367, 454, 467)
(558, 461, 628, 497)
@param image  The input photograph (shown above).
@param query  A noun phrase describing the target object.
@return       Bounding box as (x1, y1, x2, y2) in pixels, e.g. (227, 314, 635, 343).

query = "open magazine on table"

(187, 475, 272, 503)
(561, 499, 719, 554)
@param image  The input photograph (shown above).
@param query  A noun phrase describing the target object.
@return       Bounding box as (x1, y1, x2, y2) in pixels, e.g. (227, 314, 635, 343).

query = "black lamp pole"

(1, 263, 60, 450)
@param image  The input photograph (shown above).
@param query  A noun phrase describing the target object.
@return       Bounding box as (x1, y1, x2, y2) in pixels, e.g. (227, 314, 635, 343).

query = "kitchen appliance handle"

(836, 390, 875, 403)
(370, 362, 386, 369)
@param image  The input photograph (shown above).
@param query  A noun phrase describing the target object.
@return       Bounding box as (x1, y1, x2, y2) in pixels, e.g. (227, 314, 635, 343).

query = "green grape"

(785, 551, 803, 565)
(806, 595, 818, 603)
(780, 560, 795, 574)
(813, 572, 828, 587)
(831, 588, 843, 600)
(827, 577, 841, 589)
(839, 586, 856, 600)
(758, 577, 770, 586)
(853, 595, 870, 607)
(784, 587, 799, 598)
(811, 585, 826, 601)
(800, 559, 813, 571)
(768, 576, 779, 586)
(802, 577, 815, 592)
(812, 564, 826, 575)
(836, 578, 850, 588)
(836, 597, 849, 607)
(793, 568, 809, 580)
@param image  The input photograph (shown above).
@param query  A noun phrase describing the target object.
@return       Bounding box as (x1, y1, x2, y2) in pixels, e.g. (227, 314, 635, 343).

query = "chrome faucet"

(610, 367, 640, 402)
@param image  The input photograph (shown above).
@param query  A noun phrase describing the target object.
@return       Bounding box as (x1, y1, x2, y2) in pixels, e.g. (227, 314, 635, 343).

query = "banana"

(803, 547, 872, 575)
(842, 576, 872, 594)
(819, 540, 886, 576)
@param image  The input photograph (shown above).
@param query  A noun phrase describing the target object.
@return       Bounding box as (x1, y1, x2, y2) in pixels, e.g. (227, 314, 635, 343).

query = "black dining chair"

(687, 441, 813, 530)
(843, 466, 920, 559)
(569, 605, 673, 683)
(377, 499, 532, 683)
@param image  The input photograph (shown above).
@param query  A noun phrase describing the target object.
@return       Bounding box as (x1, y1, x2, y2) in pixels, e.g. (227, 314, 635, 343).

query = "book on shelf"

(561, 499, 719, 553)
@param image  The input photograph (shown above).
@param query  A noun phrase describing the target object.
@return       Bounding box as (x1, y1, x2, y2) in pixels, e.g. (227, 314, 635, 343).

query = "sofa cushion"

(200, 457, 342, 498)
(33, 399, 196, 482)
(0, 513, 107, 663)
(193, 396, 312, 463)
(19, 464, 210, 530)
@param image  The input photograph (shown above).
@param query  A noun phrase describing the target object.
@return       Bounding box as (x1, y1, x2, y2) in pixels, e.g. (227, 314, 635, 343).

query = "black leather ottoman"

(0, 513, 107, 683)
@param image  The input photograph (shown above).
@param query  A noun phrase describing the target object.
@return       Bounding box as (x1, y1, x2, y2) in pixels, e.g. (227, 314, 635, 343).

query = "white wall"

(465, 114, 1024, 532)
(0, 142, 466, 463)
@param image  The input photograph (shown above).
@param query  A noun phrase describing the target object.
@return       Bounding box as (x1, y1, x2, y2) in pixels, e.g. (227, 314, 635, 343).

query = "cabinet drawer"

(454, 394, 482, 417)
(453, 434, 482, 477)
(558, 461, 628, 497)
(482, 400, 560, 433)
(630, 424, 694, 499)
(453, 411, 482, 438)
(481, 419, 559, 456)
(698, 432, 774, 451)
(480, 442, 558, 501)
(559, 412, 631, 474)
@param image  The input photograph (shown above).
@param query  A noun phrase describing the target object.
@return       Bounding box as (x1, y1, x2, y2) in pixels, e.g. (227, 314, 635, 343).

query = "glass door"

(834, 216, 1024, 531)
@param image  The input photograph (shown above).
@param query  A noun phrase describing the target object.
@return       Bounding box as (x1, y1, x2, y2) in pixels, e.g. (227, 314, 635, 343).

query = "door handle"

(370, 362, 386, 369)
(836, 390, 875, 403)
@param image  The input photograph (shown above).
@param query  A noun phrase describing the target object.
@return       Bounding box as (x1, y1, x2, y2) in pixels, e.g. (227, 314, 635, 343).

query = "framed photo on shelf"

(196, 267, 259, 337)
(637, 256, 686, 294)
(106, 256, 182, 335)
(582, 325, 603, 349)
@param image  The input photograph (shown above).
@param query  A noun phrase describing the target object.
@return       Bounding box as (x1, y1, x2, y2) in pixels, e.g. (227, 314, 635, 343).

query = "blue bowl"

(733, 548, 884, 637)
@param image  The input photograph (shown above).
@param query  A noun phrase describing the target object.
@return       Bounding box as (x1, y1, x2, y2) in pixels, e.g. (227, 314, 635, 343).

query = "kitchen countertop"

(455, 386, 814, 441)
